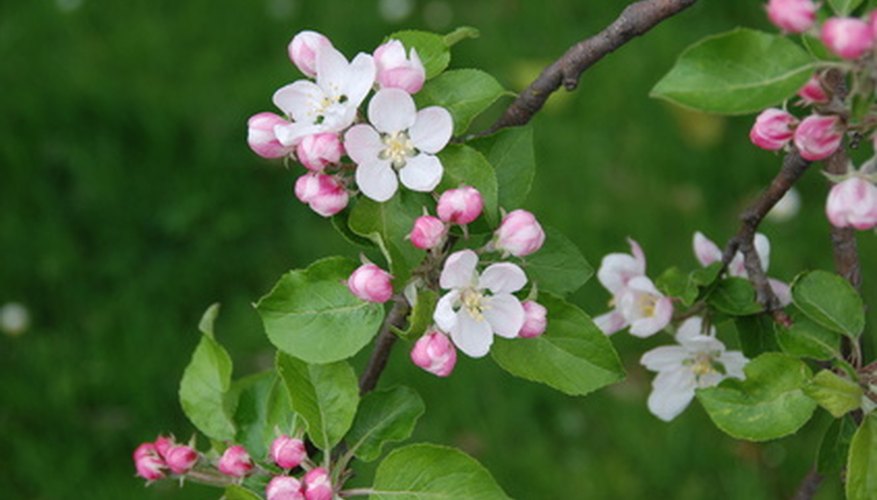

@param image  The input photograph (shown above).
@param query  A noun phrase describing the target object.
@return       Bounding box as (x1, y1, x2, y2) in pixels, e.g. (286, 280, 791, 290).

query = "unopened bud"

(248, 112, 293, 159)
(303, 467, 333, 500)
(347, 264, 394, 303)
(294, 173, 349, 217)
(296, 133, 344, 171)
(267, 475, 305, 500)
(793, 114, 844, 161)
(822, 17, 875, 60)
(133, 443, 166, 481)
(494, 209, 545, 257)
(518, 301, 547, 338)
(797, 75, 828, 105)
(374, 40, 426, 94)
(409, 215, 447, 250)
(436, 186, 483, 225)
(165, 445, 198, 475)
(410, 330, 457, 377)
(288, 31, 333, 78)
(826, 177, 877, 230)
(270, 435, 307, 470)
(218, 445, 254, 478)
(749, 108, 797, 151)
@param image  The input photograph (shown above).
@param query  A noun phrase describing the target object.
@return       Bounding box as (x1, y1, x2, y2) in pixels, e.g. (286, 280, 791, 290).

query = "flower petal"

(368, 88, 416, 134)
(344, 125, 383, 164)
(718, 351, 748, 379)
(597, 254, 644, 294)
(754, 233, 771, 271)
(594, 310, 627, 335)
(450, 310, 493, 358)
(344, 53, 376, 107)
(647, 367, 697, 421)
(275, 122, 322, 147)
(273, 81, 323, 123)
(483, 294, 524, 338)
(409, 107, 453, 154)
(479, 263, 527, 294)
(316, 45, 350, 97)
(433, 290, 460, 332)
(398, 154, 443, 192)
(439, 249, 478, 290)
(693, 231, 722, 268)
(355, 160, 398, 202)
(629, 295, 673, 338)
(628, 238, 647, 270)
(769, 278, 792, 307)
(675, 317, 714, 342)
(640, 345, 689, 372)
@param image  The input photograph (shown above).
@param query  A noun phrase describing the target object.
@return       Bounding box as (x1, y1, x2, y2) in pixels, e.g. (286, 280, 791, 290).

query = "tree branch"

(358, 298, 410, 395)
(793, 468, 824, 500)
(480, 0, 698, 136)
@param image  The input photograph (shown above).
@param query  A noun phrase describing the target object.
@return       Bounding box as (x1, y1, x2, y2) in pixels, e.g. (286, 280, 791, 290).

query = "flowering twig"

(479, 0, 698, 136)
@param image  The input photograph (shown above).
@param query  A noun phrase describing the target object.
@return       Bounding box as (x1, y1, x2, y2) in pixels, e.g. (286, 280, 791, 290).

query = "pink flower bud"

(288, 31, 333, 78)
(410, 330, 457, 377)
(270, 435, 307, 470)
(218, 445, 254, 478)
(766, 0, 817, 33)
(409, 215, 447, 250)
(494, 209, 546, 257)
(248, 112, 293, 159)
(821, 17, 875, 60)
(374, 40, 426, 94)
(436, 186, 483, 225)
(165, 445, 199, 475)
(798, 75, 828, 105)
(793, 114, 844, 161)
(267, 475, 305, 500)
(294, 173, 349, 217)
(134, 442, 158, 460)
(749, 108, 797, 151)
(870, 11, 877, 37)
(133, 443, 165, 481)
(303, 467, 333, 500)
(296, 133, 344, 171)
(152, 436, 173, 459)
(518, 301, 547, 338)
(826, 177, 877, 230)
(347, 263, 394, 303)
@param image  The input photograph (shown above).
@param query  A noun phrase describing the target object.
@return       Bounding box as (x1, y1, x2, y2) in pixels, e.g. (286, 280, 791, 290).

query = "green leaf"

(708, 277, 764, 316)
(651, 28, 814, 115)
(829, 0, 864, 15)
(232, 372, 296, 459)
(801, 34, 838, 61)
(805, 370, 863, 418)
(399, 289, 438, 339)
(471, 125, 536, 210)
(437, 144, 499, 225)
(656, 267, 699, 306)
(415, 69, 506, 135)
(818, 416, 857, 474)
(370, 444, 510, 499)
(443, 26, 480, 47)
(847, 414, 877, 500)
(388, 30, 450, 80)
(256, 257, 385, 364)
(524, 227, 593, 296)
(491, 293, 625, 396)
(225, 485, 263, 500)
(347, 386, 426, 462)
(792, 270, 865, 338)
(775, 314, 842, 361)
(735, 314, 779, 358)
(276, 353, 359, 451)
(691, 262, 723, 287)
(697, 353, 817, 441)
(331, 210, 377, 249)
(179, 305, 236, 441)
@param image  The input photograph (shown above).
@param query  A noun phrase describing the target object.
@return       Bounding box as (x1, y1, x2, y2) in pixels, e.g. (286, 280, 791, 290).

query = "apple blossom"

(518, 300, 547, 338)
(493, 209, 545, 257)
(794, 114, 844, 161)
(288, 31, 333, 78)
(821, 17, 874, 60)
(165, 444, 198, 475)
(409, 214, 447, 250)
(749, 108, 797, 151)
(436, 186, 484, 225)
(347, 263, 394, 303)
(596, 238, 646, 296)
(434, 250, 526, 358)
(374, 39, 426, 94)
(294, 173, 349, 217)
(765, 0, 817, 33)
(303, 467, 333, 500)
(248, 112, 294, 159)
(640, 317, 747, 421)
(267, 475, 305, 500)
(826, 177, 877, 230)
(797, 75, 828, 105)
(345, 88, 453, 202)
(410, 329, 457, 377)
(296, 133, 344, 171)
(270, 435, 307, 470)
(133, 443, 166, 481)
(218, 445, 254, 478)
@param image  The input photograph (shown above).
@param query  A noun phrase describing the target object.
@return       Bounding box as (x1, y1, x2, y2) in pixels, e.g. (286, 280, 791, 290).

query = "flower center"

(460, 288, 488, 322)
(379, 131, 417, 169)
(637, 293, 658, 317)
(690, 353, 715, 377)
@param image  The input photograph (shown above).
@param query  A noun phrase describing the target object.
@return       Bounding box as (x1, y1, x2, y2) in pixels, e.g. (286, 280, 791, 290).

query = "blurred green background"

(3, 0, 874, 498)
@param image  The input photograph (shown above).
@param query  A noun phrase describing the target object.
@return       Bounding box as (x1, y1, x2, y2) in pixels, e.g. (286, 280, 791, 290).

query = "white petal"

(433, 290, 460, 332)
(628, 238, 647, 270)
(478, 263, 527, 295)
(440, 250, 479, 291)
(368, 88, 416, 133)
(675, 317, 715, 342)
(450, 310, 493, 358)
(629, 296, 673, 338)
(729, 254, 747, 278)
(483, 294, 524, 338)
(316, 45, 350, 97)
(679, 334, 725, 354)
(344, 53, 376, 107)
(273, 81, 323, 123)
(344, 125, 383, 164)
(647, 368, 697, 421)
(409, 107, 453, 153)
(754, 233, 771, 271)
(398, 154, 442, 192)
(355, 160, 398, 202)
(594, 310, 627, 335)
(692, 232, 722, 267)
(718, 351, 748, 379)
(769, 278, 792, 307)
(640, 346, 689, 372)
(597, 254, 644, 295)
(627, 275, 661, 296)
(274, 122, 321, 147)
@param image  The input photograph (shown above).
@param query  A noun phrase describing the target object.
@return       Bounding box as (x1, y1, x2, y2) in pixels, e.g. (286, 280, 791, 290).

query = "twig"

(358, 298, 410, 395)
(793, 468, 823, 500)
(479, 0, 698, 136)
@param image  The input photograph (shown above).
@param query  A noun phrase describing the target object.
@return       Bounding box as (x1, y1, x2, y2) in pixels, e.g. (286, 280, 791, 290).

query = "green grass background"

(2, 0, 874, 498)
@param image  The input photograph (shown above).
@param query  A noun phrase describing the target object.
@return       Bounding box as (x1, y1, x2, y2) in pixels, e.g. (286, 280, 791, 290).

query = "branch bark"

(480, 0, 698, 136)
(358, 298, 410, 395)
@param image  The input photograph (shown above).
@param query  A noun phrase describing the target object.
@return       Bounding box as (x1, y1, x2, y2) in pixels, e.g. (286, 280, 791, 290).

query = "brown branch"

(793, 468, 823, 500)
(480, 0, 698, 136)
(358, 298, 410, 395)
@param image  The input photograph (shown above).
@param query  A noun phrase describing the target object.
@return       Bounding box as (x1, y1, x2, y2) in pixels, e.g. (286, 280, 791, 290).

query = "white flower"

(345, 88, 452, 202)
(433, 250, 526, 358)
(272, 45, 376, 146)
(640, 317, 748, 421)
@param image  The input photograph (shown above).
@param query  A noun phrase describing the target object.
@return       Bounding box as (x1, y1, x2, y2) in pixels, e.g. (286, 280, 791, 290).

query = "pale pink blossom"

(267, 475, 305, 500)
(345, 88, 453, 202)
(347, 263, 394, 303)
(410, 330, 457, 377)
(303, 467, 333, 500)
(749, 108, 797, 151)
(494, 209, 545, 257)
(794, 114, 844, 161)
(596, 238, 646, 296)
(133, 443, 166, 481)
(248, 112, 294, 159)
(766, 0, 817, 33)
(165, 445, 198, 475)
(294, 173, 349, 217)
(826, 177, 877, 230)
(797, 75, 828, 105)
(288, 31, 333, 78)
(518, 300, 547, 338)
(296, 133, 344, 171)
(218, 445, 254, 478)
(822, 17, 875, 60)
(436, 186, 483, 225)
(374, 39, 426, 94)
(270, 435, 307, 470)
(409, 215, 447, 250)
(434, 250, 526, 357)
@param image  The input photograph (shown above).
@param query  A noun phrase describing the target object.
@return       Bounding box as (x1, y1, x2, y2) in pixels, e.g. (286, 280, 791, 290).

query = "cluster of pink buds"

(265, 467, 332, 500)
(133, 435, 199, 481)
(750, 106, 844, 161)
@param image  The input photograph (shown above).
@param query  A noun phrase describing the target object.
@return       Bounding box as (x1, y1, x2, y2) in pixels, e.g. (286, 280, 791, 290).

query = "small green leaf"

(225, 485, 263, 500)
(775, 314, 842, 361)
(829, 0, 864, 15)
(697, 353, 817, 441)
(256, 257, 385, 364)
(691, 262, 723, 287)
(232, 372, 296, 459)
(370, 444, 510, 499)
(471, 125, 536, 210)
(735, 314, 780, 358)
(437, 144, 499, 224)
(524, 227, 593, 296)
(818, 416, 857, 475)
(801, 34, 838, 61)
(805, 370, 863, 418)
(792, 270, 865, 338)
(847, 414, 877, 500)
(388, 30, 450, 80)
(276, 353, 359, 451)
(708, 277, 764, 316)
(399, 289, 438, 339)
(331, 210, 376, 249)
(179, 305, 236, 441)
(651, 28, 814, 115)
(347, 386, 425, 462)
(656, 267, 699, 306)
(415, 69, 506, 135)
(443, 26, 480, 47)
(491, 293, 625, 396)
